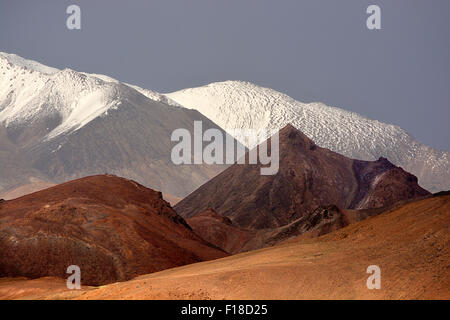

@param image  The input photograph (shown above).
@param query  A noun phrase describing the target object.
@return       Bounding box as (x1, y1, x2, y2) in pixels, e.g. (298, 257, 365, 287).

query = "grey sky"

(1, 0, 449, 150)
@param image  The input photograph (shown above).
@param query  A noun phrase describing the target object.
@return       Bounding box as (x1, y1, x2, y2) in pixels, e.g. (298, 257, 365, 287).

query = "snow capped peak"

(0, 52, 59, 75)
(166, 80, 392, 150)
(0, 53, 166, 140)
(165, 80, 450, 193)
(0, 52, 448, 192)
(0, 56, 123, 139)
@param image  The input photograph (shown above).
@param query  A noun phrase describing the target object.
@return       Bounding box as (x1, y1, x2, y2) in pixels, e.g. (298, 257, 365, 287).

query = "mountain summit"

(1, 52, 447, 197)
(175, 124, 430, 230)
(0, 52, 231, 198)
(166, 81, 449, 192)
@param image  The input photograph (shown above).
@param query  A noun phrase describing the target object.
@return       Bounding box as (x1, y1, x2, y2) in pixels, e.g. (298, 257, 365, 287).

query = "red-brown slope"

(188, 205, 385, 253)
(175, 124, 430, 231)
(0, 175, 227, 285)
(72, 195, 450, 300)
(186, 208, 255, 254)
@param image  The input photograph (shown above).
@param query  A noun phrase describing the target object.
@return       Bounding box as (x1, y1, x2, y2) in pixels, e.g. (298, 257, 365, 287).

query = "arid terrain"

(177, 125, 430, 252)
(177, 125, 430, 227)
(0, 175, 226, 286)
(0, 126, 443, 300)
(1, 6, 449, 304)
(1, 194, 448, 300)
(186, 208, 256, 254)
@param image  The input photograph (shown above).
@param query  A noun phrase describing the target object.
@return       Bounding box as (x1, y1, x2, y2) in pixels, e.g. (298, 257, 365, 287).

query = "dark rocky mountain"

(187, 205, 389, 253)
(177, 124, 430, 246)
(75, 194, 450, 300)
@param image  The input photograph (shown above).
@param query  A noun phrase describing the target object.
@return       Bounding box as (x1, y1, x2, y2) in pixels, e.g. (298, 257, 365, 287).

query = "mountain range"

(0, 52, 233, 199)
(75, 194, 450, 300)
(166, 81, 449, 193)
(176, 125, 430, 252)
(1, 52, 448, 200)
(2, 193, 448, 299)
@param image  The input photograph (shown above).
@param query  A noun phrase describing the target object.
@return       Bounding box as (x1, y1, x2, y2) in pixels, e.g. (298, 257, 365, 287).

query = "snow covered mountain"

(0, 52, 447, 195)
(165, 81, 449, 193)
(0, 52, 178, 139)
(0, 52, 231, 197)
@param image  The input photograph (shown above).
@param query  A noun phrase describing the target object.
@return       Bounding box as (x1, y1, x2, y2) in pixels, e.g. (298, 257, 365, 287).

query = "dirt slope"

(68, 195, 449, 300)
(186, 208, 256, 254)
(0, 175, 227, 286)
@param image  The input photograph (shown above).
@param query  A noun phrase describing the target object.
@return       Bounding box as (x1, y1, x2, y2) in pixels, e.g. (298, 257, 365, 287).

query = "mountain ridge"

(0, 52, 233, 197)
(175, 124, 430, 231)
(166, 80, 449, 192)
(1, 52, 448, 195)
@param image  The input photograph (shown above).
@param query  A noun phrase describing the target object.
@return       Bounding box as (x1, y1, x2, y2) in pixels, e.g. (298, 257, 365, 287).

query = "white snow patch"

(0, 52, 58, 75)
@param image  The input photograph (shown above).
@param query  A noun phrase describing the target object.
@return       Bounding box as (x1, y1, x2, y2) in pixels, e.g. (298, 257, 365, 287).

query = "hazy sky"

(1, 0, 449, 150)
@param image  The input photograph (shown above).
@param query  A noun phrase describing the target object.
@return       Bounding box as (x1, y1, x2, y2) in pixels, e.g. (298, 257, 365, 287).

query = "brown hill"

(187, 205, 387, 253)
(176, 124, 430, 232)
(56, 194, 447, 300)
(0, 175, 227, 286)
(186, 209, 255, 254)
